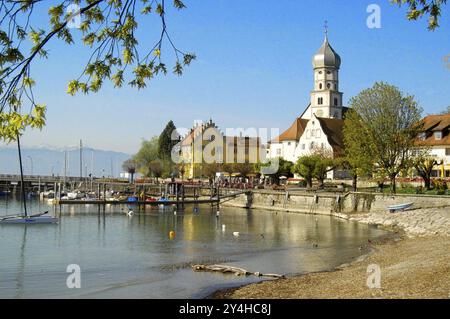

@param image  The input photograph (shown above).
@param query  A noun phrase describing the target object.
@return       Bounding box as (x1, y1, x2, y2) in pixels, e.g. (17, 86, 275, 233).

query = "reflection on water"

(0, 198, 388, 299)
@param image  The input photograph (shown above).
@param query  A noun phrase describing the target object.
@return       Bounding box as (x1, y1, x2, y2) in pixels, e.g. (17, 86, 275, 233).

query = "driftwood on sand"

(192, 264, 285, 279)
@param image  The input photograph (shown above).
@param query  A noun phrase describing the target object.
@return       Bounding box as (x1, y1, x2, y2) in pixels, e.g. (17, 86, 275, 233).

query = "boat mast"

(17, 135, 28, 217)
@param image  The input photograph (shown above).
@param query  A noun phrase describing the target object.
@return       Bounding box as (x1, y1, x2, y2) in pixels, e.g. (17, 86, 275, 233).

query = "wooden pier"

(56, 189, 250, 209)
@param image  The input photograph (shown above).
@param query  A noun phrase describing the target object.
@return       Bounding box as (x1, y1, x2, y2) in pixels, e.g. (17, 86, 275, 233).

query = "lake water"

(0, 197, 388, 299)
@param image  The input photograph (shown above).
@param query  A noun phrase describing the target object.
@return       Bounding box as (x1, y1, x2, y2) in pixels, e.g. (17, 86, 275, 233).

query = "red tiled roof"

(271, 118, 309, 143)
(415, 114, 450, 146)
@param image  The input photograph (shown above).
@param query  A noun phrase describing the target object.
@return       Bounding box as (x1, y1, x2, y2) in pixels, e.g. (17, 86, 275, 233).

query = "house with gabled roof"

(415, 114, 450, 177)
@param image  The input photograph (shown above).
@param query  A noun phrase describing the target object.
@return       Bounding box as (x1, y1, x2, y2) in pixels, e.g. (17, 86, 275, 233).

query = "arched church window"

(327, 83, 331, 89)
(334, 98, 338, 106)
(318, 71, 323, 74)
(319, 83, 323, 89)
(327, 70, 331, 75)
(318, 97, 323, 105)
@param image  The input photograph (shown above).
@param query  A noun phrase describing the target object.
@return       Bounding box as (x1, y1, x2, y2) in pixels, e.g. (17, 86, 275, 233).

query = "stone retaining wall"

(222, 190, 450, 215)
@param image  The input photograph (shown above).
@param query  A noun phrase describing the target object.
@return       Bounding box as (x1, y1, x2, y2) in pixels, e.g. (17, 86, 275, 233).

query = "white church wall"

(268, 143, 283, 159)
(295, 116, 333, 159)
(282, 141, 298, 163)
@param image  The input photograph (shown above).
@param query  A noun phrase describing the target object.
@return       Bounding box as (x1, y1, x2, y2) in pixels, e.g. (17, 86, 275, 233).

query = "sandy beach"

(210, 207, 450, 299)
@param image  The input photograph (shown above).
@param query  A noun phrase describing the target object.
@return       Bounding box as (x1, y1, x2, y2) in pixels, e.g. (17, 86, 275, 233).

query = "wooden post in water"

(181, 184, 185, 211)
(176, 183, 179, 211)
(217, 184, 220, 210)
(103, 183, 106, 212)
(210, 184, 214, 209)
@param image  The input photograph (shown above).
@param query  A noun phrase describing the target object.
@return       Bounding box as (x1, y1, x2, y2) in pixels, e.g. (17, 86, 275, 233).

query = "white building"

(268, 31, 347, 179)
(416, 114, 450, 177)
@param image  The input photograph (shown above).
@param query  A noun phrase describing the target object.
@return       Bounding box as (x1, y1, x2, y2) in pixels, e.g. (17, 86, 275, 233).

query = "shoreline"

(207, 207, 450, 299)
(206, 231, 400, 299)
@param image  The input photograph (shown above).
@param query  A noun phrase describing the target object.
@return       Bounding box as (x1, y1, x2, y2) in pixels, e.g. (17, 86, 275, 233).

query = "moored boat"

(388, 202, 414, 213)
(0, 211, 58, 224)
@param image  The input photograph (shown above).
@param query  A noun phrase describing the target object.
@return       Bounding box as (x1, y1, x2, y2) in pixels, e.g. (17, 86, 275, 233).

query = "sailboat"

(0, 136, 58, 224)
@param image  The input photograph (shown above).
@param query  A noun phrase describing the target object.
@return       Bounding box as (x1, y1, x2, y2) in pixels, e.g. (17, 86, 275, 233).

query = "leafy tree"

(343, 109, 377, 191)
(222, 163, 235, 179)
(345, 82, 423, 193)
(122, 158, 137, 183)
(412, 150, 441, 190)
(134, 136, 159, 175)
(292, 152, 337, 189)
(0, 1, 194, 142)
(260, 157, 294, 185)
(392, 0, 448, 30)
(148, 159, 164, 182)
(292, 155, 317, 189)
(158, 120, 179, 160)
(234, 163, 254, 179)
(313, 157, 336, 187)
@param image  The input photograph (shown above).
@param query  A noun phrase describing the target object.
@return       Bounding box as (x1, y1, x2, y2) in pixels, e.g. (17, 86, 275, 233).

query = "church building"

(268, 31, 347, 179)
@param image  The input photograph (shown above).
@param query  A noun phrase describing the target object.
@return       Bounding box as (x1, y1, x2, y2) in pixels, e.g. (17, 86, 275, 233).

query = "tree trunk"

(306, 177, 312, 189)
(390, 174, 397, 194)
(352, 174, 357, 192)
(423, 176, 431, 190)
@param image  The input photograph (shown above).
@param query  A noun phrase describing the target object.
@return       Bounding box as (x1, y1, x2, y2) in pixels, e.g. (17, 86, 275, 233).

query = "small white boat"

(67, 192, 78, 200)
(388, 202, 414, 213)
(67, 191, 85, 200)
(0, 212, 58, 224)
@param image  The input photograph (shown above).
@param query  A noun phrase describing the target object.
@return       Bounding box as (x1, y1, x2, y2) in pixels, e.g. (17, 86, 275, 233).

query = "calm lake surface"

(0, 197, 388, 299)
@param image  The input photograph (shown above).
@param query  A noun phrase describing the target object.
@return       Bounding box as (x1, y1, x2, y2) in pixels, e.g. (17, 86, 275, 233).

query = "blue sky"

(6, 0, 450, 154)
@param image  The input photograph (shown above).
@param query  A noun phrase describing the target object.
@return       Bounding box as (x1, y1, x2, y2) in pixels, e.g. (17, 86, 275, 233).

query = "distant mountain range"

(0, 145, 131, 178)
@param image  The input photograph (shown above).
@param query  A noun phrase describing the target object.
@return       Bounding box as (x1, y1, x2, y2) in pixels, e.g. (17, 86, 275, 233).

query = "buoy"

(233, 232, 240, 237)
(222, 224, 226, 232)
(174, 210, 177, 215)
(169, 231, 176, 239)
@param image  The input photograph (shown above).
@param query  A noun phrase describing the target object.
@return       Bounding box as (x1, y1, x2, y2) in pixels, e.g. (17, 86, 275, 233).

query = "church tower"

(309, 26, 343, 119)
